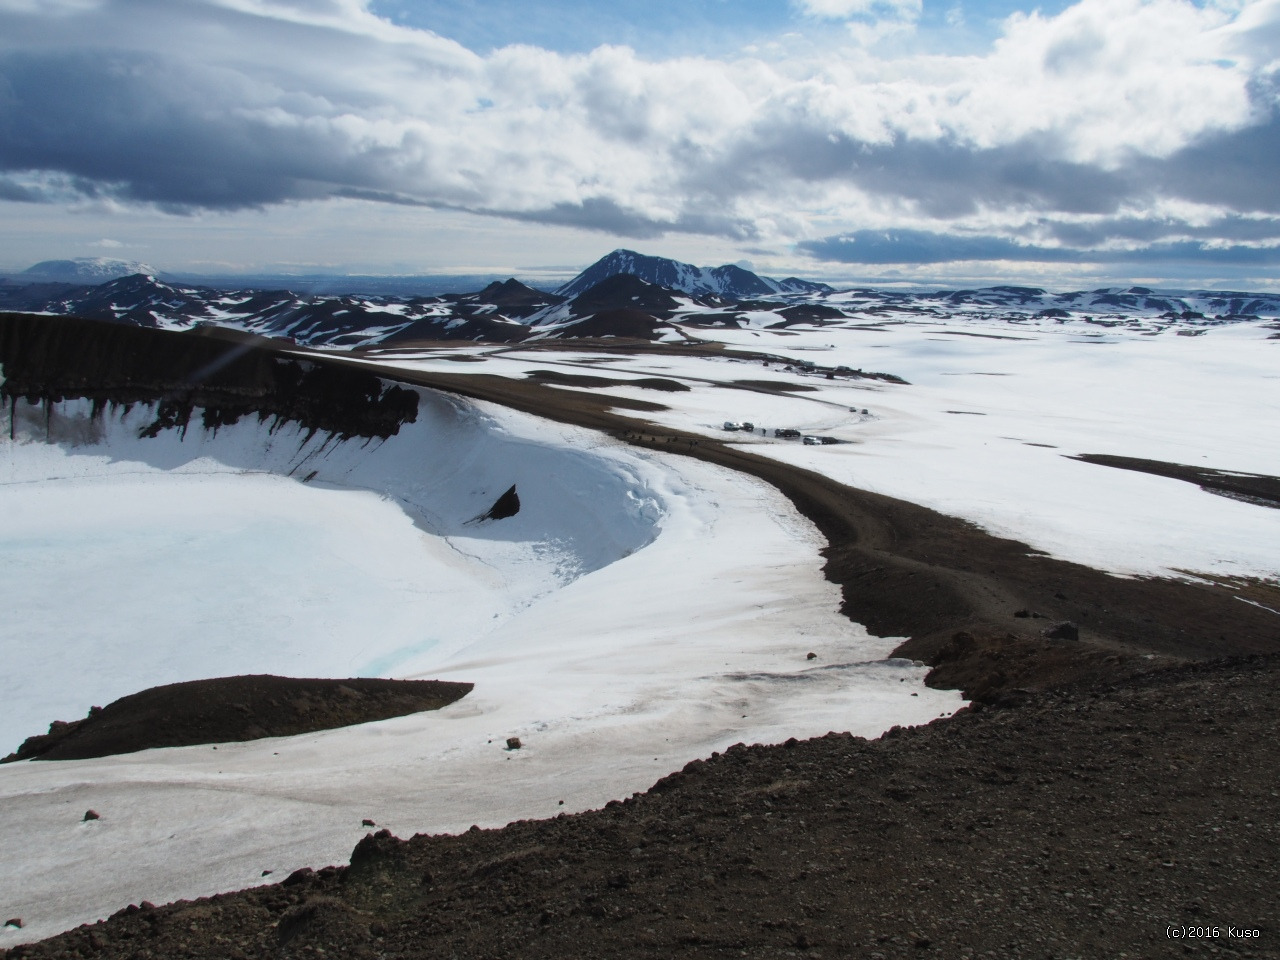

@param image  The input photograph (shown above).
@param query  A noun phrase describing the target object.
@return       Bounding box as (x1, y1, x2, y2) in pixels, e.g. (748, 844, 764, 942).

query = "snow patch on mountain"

(19, 258, 160, 283)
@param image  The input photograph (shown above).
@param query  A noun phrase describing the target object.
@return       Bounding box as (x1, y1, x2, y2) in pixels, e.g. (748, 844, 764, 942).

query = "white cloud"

(0, 0, 1276, 260)
(791, 0, 921, 22)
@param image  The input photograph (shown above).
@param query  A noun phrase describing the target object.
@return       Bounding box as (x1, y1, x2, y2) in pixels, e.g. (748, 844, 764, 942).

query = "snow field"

(0, 385, 958, 945)
(374, 322, 1280, 581)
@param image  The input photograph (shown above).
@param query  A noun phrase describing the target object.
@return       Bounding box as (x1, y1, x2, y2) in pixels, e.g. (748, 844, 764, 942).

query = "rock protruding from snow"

(471, 484, 521, 523)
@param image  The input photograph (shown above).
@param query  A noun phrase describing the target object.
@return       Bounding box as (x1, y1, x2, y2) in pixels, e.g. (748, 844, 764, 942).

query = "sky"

(1, 0, 1278, 288)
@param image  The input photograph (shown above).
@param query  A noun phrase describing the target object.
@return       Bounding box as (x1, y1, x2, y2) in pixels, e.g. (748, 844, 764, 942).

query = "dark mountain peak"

(707, 263, 775, 298)
(556, 250, 822, 301)
(988, 285, 1047, 297)
(470, 278, 565, 316)
(556, 250, 695, 299)
(776, 277, 835, 295)
(478, 278, 532, 297)
(100, 273, 179, 295)
(568, 273, 681, 319)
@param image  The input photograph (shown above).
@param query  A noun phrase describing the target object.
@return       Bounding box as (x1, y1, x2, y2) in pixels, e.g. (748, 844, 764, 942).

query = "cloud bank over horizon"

(1, 0, 1278, 279)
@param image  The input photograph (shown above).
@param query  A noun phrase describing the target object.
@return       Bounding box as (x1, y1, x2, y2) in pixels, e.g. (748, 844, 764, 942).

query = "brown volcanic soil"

(6, 656, 1278, 960)
(2, 677, 473, 763)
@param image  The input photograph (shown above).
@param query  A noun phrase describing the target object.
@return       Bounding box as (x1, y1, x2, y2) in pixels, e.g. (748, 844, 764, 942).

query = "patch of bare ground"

(727, 379, 819, 392)
(1070, 453, 1280, 509)
(1, 677, 473, 762)
(7, 656, 1278, 959)
(524, 370, 690, 391)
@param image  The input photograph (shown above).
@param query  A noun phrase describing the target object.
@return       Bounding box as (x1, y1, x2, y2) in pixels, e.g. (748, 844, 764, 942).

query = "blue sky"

(1, 0, 1277, 288)
(368, 0, 1076, 57)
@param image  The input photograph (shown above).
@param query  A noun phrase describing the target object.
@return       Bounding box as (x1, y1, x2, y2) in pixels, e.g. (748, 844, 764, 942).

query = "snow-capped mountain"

(19, 257, 161, 283)
(25, 274, 534, 345)
(555, 249, 834, 299)
(7, 263, 1280, 350)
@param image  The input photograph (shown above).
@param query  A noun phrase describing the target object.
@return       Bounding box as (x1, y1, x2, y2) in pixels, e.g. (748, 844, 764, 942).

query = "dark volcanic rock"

(1071, 452, 1280, 509)
(3, 676, 473, 762)
(473, 484, 520, 522)
(0, 313, 419, 441)
(567, 274, 682, 320)
(1044, 620, 1080, 641)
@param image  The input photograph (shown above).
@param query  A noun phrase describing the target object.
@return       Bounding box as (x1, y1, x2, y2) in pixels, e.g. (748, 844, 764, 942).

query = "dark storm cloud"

(693, 125, 1133, 220)
(0, 175, 47, 202)
(493, 197, 760, 242)
(1138, 107, 1280, 214)
(800, 230, 1074, 264)
(1044, 214, 1280, 250)
(0, 51, 373, 210)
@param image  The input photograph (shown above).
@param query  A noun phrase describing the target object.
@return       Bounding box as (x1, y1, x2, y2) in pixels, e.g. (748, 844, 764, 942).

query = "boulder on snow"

(470, 484, 520, 523)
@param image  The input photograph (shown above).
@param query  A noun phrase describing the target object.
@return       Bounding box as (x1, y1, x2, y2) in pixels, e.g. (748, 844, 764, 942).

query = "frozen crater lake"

(0, 382, 957, 944)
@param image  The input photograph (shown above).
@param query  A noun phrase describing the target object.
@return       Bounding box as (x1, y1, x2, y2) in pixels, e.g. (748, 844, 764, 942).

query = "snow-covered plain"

(364, 315, 1280, 581)
(0, 381, 958, 945)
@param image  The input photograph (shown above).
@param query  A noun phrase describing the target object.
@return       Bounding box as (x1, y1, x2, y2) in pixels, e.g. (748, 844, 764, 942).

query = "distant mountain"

(453, 279, 565, 318)
(556, 250, 834, 299)
(565, 274, 684, 319)
(892, 285, 1280, 320)
(166, 273, 528, 298)
(6, 268, 1277, 351)
(25, 274, 530, 346)
(21, 257, 160, 283)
